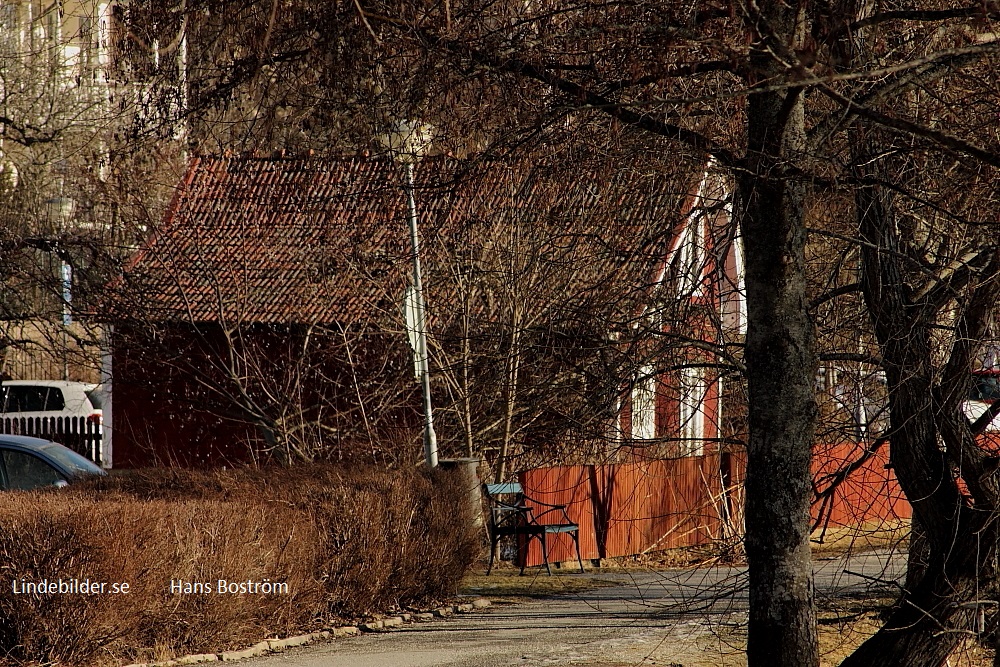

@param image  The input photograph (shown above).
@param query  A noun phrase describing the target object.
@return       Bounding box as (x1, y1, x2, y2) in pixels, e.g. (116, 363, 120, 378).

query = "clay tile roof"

(122, 156, 416, 325)
(119, 154, 694, 326)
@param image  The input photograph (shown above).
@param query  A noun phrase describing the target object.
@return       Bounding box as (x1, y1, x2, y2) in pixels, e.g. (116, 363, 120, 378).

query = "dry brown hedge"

(0, 465, 479, 666)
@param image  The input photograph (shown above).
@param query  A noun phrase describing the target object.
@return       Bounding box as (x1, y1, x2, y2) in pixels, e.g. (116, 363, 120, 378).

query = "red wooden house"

(106, 153, 716, 468)
(106, 157, 418, 466)
(616, 164, 742, 459)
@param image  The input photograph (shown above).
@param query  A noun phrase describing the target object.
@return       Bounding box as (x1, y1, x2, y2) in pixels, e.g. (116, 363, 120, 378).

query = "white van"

(0, 380, 105, 464)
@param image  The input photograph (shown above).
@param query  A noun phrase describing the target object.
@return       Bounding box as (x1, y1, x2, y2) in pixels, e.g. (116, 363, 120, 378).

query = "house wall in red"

(111, 322, 419, 467)
(112, 323, 260, 467)
(617, 167, 737, 454)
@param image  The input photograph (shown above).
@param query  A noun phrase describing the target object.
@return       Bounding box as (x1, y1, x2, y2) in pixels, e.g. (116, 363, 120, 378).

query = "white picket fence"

(0, 416, 103, 465)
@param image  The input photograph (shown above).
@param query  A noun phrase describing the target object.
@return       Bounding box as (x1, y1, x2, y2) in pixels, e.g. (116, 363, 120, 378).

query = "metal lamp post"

(46, 196, 76, 380)
(378, 121, 438, 468)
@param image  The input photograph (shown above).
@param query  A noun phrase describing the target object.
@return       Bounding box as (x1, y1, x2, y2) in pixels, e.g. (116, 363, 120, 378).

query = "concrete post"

(438, 457, 483, 527)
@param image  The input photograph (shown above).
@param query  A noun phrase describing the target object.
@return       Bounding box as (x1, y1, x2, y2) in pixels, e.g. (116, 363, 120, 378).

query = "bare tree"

(418, 151, 696, 478)
(61, 0, 1000, 663)
(0, 1, 187, 383)
(342, 3, 1000, 664)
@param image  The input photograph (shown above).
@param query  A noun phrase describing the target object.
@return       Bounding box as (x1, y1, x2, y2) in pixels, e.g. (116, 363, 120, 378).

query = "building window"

(679, 365, 707, 456)
(676, 217, 706, 297)
(632, 364, 656, 440)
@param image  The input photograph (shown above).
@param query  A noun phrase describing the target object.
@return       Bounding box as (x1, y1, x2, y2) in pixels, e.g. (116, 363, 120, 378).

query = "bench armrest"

(523, 496, 567, 510)
(521, 497, 575, 526)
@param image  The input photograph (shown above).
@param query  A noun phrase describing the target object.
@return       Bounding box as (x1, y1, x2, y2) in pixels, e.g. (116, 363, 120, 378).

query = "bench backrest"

(484, 482, 522, 496)
(482, 482, 526, 530)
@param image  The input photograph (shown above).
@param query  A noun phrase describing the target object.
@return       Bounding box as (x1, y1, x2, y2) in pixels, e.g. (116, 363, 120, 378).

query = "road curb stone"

(124, 598, 492, 666)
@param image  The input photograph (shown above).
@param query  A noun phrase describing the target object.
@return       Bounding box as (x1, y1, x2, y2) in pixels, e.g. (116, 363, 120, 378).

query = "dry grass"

(811, 520, 910, 558)
(816, 597, 995, 667)
(461, 568, 616, 600)
(0, 465, 479, 666)
(816, 595, 892, 667)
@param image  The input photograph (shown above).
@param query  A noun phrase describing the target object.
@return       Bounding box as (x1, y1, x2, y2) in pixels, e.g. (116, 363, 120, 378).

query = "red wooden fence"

(516, 443, 911, 567)
(517, 466, 600, 564)
(811, 442, 910, 530)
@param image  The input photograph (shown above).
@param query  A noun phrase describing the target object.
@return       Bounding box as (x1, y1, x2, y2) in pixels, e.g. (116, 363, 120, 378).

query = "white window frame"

(632, 364, 657, 440)
(679, 365, 707, 457)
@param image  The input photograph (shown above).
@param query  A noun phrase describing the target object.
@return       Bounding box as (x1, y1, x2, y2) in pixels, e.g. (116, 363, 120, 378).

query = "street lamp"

(378, 121, 438, 468)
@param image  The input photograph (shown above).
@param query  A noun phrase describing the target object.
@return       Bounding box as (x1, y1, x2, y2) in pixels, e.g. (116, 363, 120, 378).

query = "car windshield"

(40, 444, 104, 477)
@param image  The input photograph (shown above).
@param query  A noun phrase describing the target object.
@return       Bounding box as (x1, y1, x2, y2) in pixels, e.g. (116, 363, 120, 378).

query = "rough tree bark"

(840, 133, 1000, 667)
(740, 5, 819, 667)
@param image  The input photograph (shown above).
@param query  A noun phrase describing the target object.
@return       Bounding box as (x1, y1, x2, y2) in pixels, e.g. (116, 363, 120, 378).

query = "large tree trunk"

(740, 5, 819, 666)
(839, 135, 998, 667)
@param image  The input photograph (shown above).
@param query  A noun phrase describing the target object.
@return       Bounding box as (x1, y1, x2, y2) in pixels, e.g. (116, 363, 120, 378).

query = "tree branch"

(446, 42, 738, 166)
(809, 282, 862, 310)
(818, 352, 882, 365)
(817, 83, 1000, 170)
(602, 60, 743, 93)
(829, 8, 1000, 40)
(914, 247, 998, 311)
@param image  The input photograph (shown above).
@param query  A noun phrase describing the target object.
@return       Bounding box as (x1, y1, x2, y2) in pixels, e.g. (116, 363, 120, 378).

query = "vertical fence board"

(811, 442, 910, 528)
(519, 466, 599, 565)
(516, 444, 918, 568)
(0, 416, 102, 466)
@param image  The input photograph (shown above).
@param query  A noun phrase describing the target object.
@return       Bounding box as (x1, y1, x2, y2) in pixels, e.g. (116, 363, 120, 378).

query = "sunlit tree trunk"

(740, 4, 819, 666)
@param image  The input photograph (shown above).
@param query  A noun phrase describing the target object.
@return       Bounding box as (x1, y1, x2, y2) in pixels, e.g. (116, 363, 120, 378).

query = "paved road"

(247, 551, 903, 667)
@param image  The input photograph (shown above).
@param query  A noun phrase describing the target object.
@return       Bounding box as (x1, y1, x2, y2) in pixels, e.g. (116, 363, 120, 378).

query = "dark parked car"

(0, 435, 106, 491)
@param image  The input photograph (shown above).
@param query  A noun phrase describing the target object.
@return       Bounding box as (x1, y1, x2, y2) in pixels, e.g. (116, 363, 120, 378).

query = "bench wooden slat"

(541, 525, 578, 533)
(484, 482, 522, 495)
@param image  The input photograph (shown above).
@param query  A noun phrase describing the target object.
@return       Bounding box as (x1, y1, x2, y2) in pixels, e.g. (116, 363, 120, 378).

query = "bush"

(0, 465, 479, 666)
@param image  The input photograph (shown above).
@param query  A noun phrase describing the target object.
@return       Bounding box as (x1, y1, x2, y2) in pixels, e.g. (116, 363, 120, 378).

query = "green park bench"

(482, 482, 585, 576)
